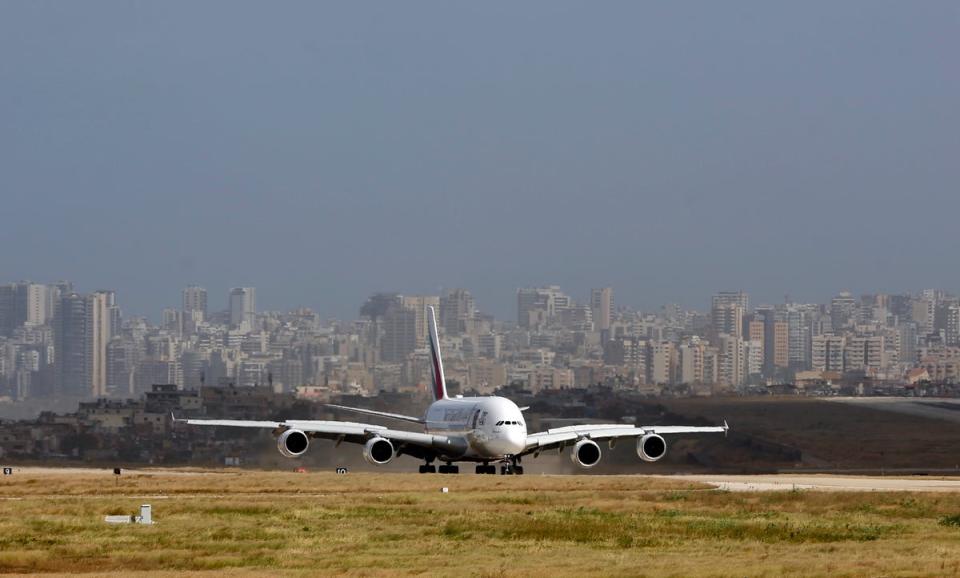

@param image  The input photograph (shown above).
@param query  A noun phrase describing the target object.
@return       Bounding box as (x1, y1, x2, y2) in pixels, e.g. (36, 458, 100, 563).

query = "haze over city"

(2, 2, 958, 320)
(5, 4, 960, 575)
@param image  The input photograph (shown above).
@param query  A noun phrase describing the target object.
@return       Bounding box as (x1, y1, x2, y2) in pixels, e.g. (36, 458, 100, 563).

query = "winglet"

(427, 306, 448, 401)
(723, 419, 729, 437)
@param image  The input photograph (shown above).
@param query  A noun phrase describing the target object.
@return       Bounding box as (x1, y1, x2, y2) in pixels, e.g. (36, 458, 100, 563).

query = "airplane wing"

(521, 421, 728, 455)
(324, 404, 425, 425)
(176, 417, 463, 456)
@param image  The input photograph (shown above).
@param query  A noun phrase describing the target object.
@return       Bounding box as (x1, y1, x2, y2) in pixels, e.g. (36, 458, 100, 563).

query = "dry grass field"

(1, 468, 960, 576)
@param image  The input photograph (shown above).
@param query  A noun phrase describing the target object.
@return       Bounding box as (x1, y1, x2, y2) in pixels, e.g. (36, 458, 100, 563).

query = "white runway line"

(659, 474, 960, 492)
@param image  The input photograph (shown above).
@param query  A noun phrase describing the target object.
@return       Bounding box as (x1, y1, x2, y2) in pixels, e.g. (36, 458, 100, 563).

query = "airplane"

(178, 307, 727, 474)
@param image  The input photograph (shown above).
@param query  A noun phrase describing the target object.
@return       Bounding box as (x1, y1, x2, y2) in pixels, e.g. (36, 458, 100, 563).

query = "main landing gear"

(438, 463, 459, 474)
(475, 463, 496, 475)
(423, 459, 522, 475)
(420, 460, 459, 474)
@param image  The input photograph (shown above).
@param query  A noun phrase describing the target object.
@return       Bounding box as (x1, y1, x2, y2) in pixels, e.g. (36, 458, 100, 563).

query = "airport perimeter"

(2, 468, 960, 576)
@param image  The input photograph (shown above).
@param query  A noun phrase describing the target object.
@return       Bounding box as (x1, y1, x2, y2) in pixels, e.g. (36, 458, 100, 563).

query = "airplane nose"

(505, 430, 526, 454)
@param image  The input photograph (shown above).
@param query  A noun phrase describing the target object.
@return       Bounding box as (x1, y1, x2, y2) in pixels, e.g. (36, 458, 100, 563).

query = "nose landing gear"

(499, 457, 524, 475)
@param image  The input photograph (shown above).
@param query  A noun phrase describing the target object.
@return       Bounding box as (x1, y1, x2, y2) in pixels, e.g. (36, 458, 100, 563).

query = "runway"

(664, 474, 960, 492)
(6, 467, 960, 493)
(827, 396, 960, 424)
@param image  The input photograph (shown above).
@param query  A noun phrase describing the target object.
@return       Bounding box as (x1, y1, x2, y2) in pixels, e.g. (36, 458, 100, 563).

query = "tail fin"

(427, 306, 448, 401)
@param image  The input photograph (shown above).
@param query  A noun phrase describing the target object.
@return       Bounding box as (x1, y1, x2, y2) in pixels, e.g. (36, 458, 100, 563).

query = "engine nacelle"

(363, 437, 395, 465)
(277, 429, 309, 458)
(637, 433, 667, 462)
(570, 439, 602, 468)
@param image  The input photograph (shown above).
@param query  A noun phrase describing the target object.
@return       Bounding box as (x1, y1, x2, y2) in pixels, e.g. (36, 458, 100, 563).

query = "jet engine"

(363, 437, 395, 465)
(637, 433, 667, 462)
(570, 439, 602, 468)
(277, 429, 309, 458)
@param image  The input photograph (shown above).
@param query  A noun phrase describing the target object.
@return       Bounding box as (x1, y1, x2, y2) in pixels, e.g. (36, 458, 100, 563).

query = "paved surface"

(7, 467, 960, 492)
(663, 474, 960, 492)
(827, 397, 960, 424)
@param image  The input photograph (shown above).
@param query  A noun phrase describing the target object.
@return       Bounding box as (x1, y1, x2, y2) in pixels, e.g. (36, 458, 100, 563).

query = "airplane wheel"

(500, 465, 512, 475)
(449, 465, 459, 474)
(475, 465, 485, 475)
(514, 466, 524, 475)
(419, 465, 436, 474)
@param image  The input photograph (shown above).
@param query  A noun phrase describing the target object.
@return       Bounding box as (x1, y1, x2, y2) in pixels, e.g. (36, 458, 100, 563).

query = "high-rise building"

(712, 291, 749, 312)
(745, 339, 763, 380)
(0, 284, 15, 336)
(898, 322, 918, 366)
(106, 336, 137, 396)
(785, 305, 813, 371)
(381, 304, 417, 363)
(182, 285, 208, 321)
(711, 291, 747, 341)
(844, 336, 885, 374)
(516, 286, 570, 329)
(912, 297, 936, 336)
(18, 283, 56, 326)
(935, 301, 960, 346)
(744, 317, 765, 366)
(360, 293, 401, 320)
(678, 338, 706, 384)
(477, 333, 501, 360)
(717, 334, 745, 387)
(55, 291, 116, 397)
(229, 287, 256, 331)
(604, 337, 645, 369)
(647, 341, 675, 385)
(812, 334, 845, 372)
(55, 292, 86, 395)
(590, 287, 614, 333)
(0, 282, 60, 334)
(771, 321, 788, 371)
(439, 289, 475, 336)
(400, 295, 440, 348)
(712, 304, 743, 340)
(830, 291, 858, 330)
(91, 291, 117, 396)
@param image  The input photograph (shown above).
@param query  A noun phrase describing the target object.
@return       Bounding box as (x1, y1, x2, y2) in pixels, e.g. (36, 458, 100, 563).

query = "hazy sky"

(1, 2, 957, 319)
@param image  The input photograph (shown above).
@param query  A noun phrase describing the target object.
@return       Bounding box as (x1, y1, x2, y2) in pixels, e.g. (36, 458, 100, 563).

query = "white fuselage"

(423, 396, 527, 461)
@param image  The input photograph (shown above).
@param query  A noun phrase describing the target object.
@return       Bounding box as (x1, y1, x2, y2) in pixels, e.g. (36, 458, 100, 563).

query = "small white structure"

(104, 504, 153, 525)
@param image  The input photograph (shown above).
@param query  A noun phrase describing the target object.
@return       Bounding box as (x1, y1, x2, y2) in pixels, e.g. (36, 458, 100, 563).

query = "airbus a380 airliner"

(180, 307, 727, 474)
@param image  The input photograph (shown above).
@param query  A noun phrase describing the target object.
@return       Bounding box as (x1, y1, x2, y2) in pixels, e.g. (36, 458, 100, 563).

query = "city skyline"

(4, 276, 960, 408)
